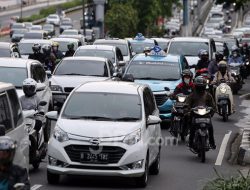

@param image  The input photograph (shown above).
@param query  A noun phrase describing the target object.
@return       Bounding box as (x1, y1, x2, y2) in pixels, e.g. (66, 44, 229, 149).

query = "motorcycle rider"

(187, 76, 216, 149)
(196, 50, 211, 71)
(20, 78, 49, 145)
(28, 43, 44, 63)
(42, 44, 56, 72)
(65, 42, 75, 57)
(173, 69, 195, 96)
(212, 60, 235, 84)
(0, 136, 30, 190)
(241, 42, 250, 60)
(51, 41, 64, 62)
(208, 51, 224, 77)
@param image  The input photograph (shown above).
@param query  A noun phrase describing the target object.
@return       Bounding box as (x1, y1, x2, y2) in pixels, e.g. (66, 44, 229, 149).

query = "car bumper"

(47, 137, 147, 177)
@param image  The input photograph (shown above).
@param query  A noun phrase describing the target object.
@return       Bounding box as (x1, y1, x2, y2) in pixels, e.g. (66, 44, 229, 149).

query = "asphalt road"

(29, 79, 249, 190)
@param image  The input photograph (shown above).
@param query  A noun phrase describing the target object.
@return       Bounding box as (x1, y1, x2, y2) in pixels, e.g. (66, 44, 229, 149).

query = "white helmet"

(23, 78, 37, 97)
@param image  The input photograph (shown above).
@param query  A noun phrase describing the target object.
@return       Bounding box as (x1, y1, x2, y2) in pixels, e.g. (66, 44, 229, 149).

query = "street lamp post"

(20, 0, 23, 19)
(82, 0, 86, 36)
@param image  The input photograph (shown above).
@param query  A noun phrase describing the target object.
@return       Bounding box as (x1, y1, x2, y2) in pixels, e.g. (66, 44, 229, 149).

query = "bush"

(203, 169, 250, 190)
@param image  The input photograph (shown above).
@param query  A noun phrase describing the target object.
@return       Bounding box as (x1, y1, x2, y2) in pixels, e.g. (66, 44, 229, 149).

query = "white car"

(50, 57, 114, 108)
(51, 37, 79, 55)
(46, 14, 61, 26)
(0, 58, 52, 110)
(46, 81, 162, 187)
(59, 29, 86, 46)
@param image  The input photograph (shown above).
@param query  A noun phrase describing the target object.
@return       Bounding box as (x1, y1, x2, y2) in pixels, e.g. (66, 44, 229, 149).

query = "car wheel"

(47, 170, 60, 184)
(135, 153, 149, 188)
(149, 147, 160, 175)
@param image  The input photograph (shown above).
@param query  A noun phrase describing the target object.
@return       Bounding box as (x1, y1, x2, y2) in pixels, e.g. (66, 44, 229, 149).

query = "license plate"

(80, 153, 109, 163)
(175, 102, 185, 107)
(195, 118, 210, 124)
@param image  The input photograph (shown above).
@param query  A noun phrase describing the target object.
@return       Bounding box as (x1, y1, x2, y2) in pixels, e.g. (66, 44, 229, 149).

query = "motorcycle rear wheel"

(200, 136, 206, 163)
(222, 104, 228, 122)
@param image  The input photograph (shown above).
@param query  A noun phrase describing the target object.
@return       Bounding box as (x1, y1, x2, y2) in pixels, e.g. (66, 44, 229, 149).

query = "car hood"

(50, 75, 109, 88)
(135, 79, 181, 92)
(58, 119, 142, 138)
(185, 56, 199, 66)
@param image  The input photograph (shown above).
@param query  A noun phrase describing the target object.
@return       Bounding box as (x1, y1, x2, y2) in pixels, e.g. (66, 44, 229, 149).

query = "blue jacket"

(228, 55, 243, 65)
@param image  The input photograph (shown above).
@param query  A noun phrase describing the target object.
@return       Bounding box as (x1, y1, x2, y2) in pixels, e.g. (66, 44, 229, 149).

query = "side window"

(143, 92, 150, 118)
(108, 61, 114, 75)
(116, 48, 123, 61)
(32, 64, 46, 83)
(0, 93, 12, 132)
(7, 89, 23, 127)
(145, 88, 156, 114)
(183, 57, 189, 69)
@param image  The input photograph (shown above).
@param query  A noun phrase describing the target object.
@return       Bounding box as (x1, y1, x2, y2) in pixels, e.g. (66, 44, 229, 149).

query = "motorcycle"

(214, 79, 234, 122)
(229, 62, 243, 94)
(23, 101, 47, 169)
(170, 94, 189, 141)
(190, 106, 212, 163)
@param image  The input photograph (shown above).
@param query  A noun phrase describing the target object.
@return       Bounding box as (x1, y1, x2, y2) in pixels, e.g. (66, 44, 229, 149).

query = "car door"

(6, 88, 29, 172)
(143, 87, 158, 164)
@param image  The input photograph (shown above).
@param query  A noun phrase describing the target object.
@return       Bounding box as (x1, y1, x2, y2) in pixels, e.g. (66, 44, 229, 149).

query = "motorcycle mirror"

(14, 183, 25, 189)
(39, 101, 47, 106)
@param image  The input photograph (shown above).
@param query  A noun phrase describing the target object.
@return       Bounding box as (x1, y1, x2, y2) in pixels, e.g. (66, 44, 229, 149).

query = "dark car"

(0, 42, 21, 58)
(11, 28, 28, 43)
(43, 24, 55, 37)
(10, 23, 25, 37)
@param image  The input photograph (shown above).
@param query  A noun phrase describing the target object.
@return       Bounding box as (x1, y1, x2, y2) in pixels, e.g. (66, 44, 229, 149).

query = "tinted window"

(7, 89, 23, 126)
(144, 88, 156, 116)
(127, 61, 181, 80)
(0, 48, 10, 57)
(62, 30, 78, 35)
(130, 42, 155, 54)
(0, 93, 12, 132)
(19, 42, 50, 54)
(74, 49, 116, 63)
(95, 42, 128, 56)
(168, 41, 209, 56)
(63, 92, 142, 121)
(33, 65, 46, 83)
(0, 67, 27, 88)
(54, 60, 109, 77)
(54, 41, 78, 52)
(12, 24, 25, 29)
(23, 32, 43, 39)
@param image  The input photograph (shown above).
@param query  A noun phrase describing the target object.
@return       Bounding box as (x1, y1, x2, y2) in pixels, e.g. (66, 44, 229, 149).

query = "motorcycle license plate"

(175, 102, 185, 107)
(195, 118, 210, 124)
(80, 152, 109, 163)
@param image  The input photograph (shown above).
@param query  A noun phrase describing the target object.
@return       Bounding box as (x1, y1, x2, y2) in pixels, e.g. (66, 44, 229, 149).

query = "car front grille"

(64, 87, 74, 93)
(154, 94, 168, 106)
(64, 145, 126, 164)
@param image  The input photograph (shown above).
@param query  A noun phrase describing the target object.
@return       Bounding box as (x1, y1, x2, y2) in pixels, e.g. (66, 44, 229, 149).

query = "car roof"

(0, 82, 15, 91)
(63, 29, 78, 32)
(0, 58, 39, 68)
(62, 56, 107, 62)
(51, 37, 79, 42)
(151, 38, 170, 42)
(77, 45, 115, 51)
(132, 53, 181, 63)
(0, 42, 11, 48)
(94, 39, 127, 45)
(19, 39, 52, 44)
(76, 81, 142, 95)
(129, 38, 155, 43)
(170, 37, 210, 42)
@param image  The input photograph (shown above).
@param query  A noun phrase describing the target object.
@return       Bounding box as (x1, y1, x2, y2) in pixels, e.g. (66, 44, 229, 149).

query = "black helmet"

(67, 42, 74, 50)
(0, 136, 16, 166)
(199, 49, 209, 61)
(215, 51, 224, 62)
(218, 60, 227, 73)
(194, 76, 207, 93)
(42, 44, 51, 55)
(32, 43, 41, 53)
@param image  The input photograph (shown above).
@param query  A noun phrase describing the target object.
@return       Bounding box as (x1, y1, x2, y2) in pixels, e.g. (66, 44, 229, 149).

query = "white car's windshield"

(127, 61, 180, 80)
(130, 42, 155, 54)
(63, 92, 142, 121)
(19, 42, 50, 54)
(168, 41, 209, 56)
(54, 60, 109, 77)
(74, 49, 115, 63)
(0, 67, 27, 88)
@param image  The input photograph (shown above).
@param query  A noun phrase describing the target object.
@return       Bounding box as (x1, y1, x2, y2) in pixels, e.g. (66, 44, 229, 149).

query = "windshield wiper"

(67, 116, 114, 121)
(164, 78, 178, 81)
(114, 117, 140, 121)
(61, 73, 86, 76)
(135, 77, 161, 80)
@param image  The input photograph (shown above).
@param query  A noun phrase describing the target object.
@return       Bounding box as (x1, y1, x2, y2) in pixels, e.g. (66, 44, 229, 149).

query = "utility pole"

(183, 0, 189, 36)
(20, 0, 23, 19)
(82, 0, 86, 36)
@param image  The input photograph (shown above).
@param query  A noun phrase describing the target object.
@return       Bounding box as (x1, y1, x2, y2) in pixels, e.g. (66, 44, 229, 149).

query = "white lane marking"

(215, 130, 232, 166)
(31, 184, 42, 190)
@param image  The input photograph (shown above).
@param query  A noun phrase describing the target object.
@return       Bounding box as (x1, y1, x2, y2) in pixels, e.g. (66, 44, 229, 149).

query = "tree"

(105, 3, 138, 38)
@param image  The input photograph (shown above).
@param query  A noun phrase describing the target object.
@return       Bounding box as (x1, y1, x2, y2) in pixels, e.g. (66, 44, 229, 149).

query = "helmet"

(198, 49, 205, 58)
(67, 42, 74, 51)
(182, 69, 193, 84)
(200, 49, 209, 57)
(231, 45, 239, 53)
(143, 47, 151, 53)
(23, 78, 37, 97)
(194, 76, 207, 93)
(42, 44, 51, 55)
(215, 51, 224, 62)
(0, 136, 16, 166)
(52, 41, 59, 47)
(218, 60, 227, 73)
(32, 43, 41, 53)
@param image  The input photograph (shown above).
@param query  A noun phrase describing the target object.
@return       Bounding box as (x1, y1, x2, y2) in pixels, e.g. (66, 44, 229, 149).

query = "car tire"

(47, 170, 60, 184)
(149, 147, 160, 175)
(135, 153, 149, 188)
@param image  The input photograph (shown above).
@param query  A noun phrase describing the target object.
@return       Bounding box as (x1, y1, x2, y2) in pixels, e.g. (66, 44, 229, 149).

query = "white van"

(0, 82, 29, 171)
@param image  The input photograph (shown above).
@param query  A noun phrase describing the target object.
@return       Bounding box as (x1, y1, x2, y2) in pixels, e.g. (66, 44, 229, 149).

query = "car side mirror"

(122, 73, 134, 82)
(36, 83, 46, 91)
(0, 125, 6, 136)
(46, 111, 58, 121)
(14, 183, 25, 189)
(39, 101, 47, 106)
(46, 70, 52, 78)
(132, 52, 136, 57)
(118, 61, 126, 67)
(147, 115, 161, 125)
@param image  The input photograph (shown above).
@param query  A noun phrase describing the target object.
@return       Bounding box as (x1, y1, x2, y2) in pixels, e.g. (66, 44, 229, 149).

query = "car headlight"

(177, 96, 186, 103)
(219, 86, 227, 94)
(50, 85, 63, 92)
(123, 129, 141, 145)
(53, 126, 69, 142)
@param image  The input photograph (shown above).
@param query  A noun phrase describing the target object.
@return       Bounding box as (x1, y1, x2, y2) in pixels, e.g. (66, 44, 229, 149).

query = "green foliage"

(105, 3, 138, 38)
(203, 168, 250, 190)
